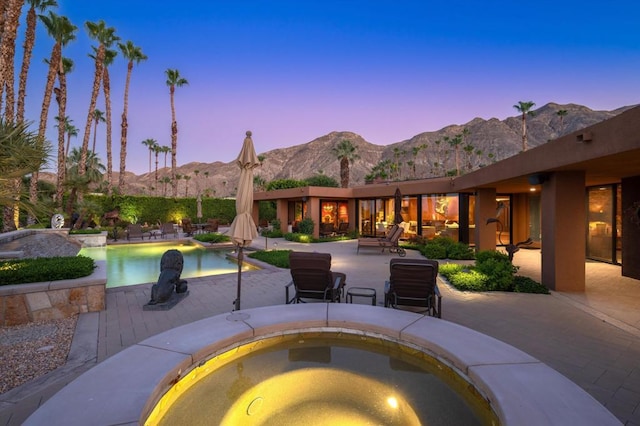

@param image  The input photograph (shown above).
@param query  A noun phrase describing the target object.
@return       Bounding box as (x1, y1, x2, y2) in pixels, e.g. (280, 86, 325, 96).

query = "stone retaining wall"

(0, 261, 106, 326)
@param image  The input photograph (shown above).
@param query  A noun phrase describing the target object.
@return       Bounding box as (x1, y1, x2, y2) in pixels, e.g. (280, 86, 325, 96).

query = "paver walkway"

(1, 237, 640, 425)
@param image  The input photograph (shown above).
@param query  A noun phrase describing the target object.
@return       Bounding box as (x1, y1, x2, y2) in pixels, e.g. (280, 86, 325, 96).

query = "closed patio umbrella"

(394, 187, 403, 224)
(228, 131, 260, 311)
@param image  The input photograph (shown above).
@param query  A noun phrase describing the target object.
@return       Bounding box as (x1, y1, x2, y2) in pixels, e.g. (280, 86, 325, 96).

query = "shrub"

(475, 250, 518, 291)
(447, 242, 476, 260)
(438, 263, 464, 278)
(297, 217, 315, 235)
(248, 249, 292, 268)
(69, 229, 103, 235)
(449, 269, 488, 291)
(420, 243, 447, 259)
(0, 255, 96, 286)
(284, 233, 314, 243)
(513, 275, 549, 294)
(193, 233, 231, 244)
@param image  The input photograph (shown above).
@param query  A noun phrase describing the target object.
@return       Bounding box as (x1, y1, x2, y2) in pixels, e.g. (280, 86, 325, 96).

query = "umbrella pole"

(235, 246, 243, 311)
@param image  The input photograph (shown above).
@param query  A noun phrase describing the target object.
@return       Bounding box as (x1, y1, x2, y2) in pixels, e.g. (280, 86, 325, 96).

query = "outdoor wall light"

(576, 132, 593, 143)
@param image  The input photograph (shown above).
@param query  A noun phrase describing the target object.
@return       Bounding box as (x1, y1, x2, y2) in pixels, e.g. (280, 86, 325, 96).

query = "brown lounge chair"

(181, 218, 195, 237)
(126, 224, 147, 241)
(384, 258, 441, 317)
(356, 224, 406, 257)
(285, 251, 346, 303)
(160, 222, 177, 239)
(204, 218, 219, 233)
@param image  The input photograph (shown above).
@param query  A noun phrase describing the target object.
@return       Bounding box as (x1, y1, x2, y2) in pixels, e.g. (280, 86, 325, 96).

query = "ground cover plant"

(0, 256, 96, 286)
(438, 250, 549, 294)
(248, 249, 292, 268)
(193, 233, 231, 244)
(403, 236, 475, 260)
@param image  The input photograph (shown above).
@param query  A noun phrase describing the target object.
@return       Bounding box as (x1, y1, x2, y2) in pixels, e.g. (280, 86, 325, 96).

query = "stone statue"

(51, 213, 65, 229)
(148, 250, 188, 305)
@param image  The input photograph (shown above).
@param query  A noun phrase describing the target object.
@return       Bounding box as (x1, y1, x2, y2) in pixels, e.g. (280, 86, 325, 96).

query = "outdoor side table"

(347, 287, 377, 306)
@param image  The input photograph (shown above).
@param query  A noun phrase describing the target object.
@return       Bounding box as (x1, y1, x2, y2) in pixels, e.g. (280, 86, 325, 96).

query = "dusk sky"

(21, 1, 640, 175)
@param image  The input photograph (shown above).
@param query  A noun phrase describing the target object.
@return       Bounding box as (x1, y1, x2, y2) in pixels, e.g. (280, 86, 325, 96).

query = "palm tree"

(332, 139, 359, 188)
(160, 176, 171, 197)
(0, 120, 50, 231)
(0, 0, 25, 122)
(117, 40, 147, 192)
(557, 109, 568, 134)
(153, 143, 162, 193)
(64, 147, 105, 215)
(79, 20, 118, 183)
(165, 68, 189, 197)
(17, 0, 58, 123)
(514, 101, 536, 151)
(87, 108, 105, 155)
(160, 145, 170, 168)
(53, 57, 73, 206)
(184, 175, 191, 197)
(97, 48, 117, 194)
(30, 12, 76, 219)
(141, 138, 157, 174)
(63, 118, 77, 157)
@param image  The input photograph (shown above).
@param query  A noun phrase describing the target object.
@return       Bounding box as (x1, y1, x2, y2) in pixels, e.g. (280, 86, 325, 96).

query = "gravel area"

(0, 316, 77, 394)
(0, 233, 81, 258)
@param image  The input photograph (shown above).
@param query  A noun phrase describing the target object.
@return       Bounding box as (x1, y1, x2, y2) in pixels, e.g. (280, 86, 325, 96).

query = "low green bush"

(69, 229, 103, 235)
(297, 218, 315, 235)
(248, 249, 292, 268)
(420, 243, 447, 259)
(449, 269, 488, 291)
(475, 250, 518, 291)
(193, 233, 231, 244)
(284, 233, 314, 243)
(0, 255, 96, 286)
(513, 275, 550, 294)
(438, 263, 464, 278)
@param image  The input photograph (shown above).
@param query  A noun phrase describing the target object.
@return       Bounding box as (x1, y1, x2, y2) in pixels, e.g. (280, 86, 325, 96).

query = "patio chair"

(336, 222, 349, 236)
(181, 218, 195, 237)
(285, 251, 346, 304)
(356, 224, 406, 257)
(160, 222, 177, 239)
(320, 222, 335, 237)
(204, 218, 219, 233)
(384, 258, 441, 317)
(126, 224, 147, 241)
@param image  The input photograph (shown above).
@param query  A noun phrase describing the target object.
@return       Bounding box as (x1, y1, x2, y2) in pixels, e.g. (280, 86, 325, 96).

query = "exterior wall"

(622, 176, 640, 280)
(541, 171, 586, 291)
(474, 188, 497, 252)
(307, 197, 321, 238)
(276, 199, 289, 233)
(511, 194, 531, 244)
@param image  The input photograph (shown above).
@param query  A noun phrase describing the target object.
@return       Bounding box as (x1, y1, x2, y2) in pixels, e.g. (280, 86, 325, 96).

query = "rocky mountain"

(41, 102, 634, 197)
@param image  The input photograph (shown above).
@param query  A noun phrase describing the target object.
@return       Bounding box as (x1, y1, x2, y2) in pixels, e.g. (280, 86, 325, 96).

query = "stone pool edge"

(24, 303, 621, 426)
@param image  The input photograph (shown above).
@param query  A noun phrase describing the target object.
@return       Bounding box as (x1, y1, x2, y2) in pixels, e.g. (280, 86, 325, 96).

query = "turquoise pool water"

(79, 241, 256, 288)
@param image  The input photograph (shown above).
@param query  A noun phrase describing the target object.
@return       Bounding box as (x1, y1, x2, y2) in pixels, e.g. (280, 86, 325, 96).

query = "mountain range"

(42, 102, 634, 197)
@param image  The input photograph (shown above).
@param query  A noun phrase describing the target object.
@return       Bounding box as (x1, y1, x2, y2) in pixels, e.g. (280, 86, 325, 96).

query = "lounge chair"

(204, 218, 219, 233)
(384, 258, 441, 317)
(320, 222, 335, 237)
(336, 222, 349, 236)
(181, 218, 195, 237)
(126, 224, 147, 241)
(285, 251, 346, 303)
(160, 222, 177, 239)
(356, 224, 406, 256)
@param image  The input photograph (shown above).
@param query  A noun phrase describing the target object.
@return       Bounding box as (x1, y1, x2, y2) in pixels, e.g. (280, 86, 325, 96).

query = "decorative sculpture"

(51, 213, 65, 229)
(147, 250, 188, 306)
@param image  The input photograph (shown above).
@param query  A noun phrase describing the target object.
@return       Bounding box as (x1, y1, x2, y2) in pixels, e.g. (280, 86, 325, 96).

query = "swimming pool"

(79, 241, 257, 288)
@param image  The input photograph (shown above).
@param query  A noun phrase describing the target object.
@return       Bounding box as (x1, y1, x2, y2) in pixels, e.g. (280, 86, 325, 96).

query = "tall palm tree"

(117, 40, 147, 192)
(0, 0, 24, 122)
(17, 0, 58, 123)
(141, 138, 157, 174)
(160, 144, 170, 168)
(153, 143, 162, 194)
(29, 12, 76, 219)
(165, 68, 189, 197)
(90, 108, 105, 154)
(184, 175, 191, 197)
(79, 20, 118, 183)
(53, 57, 73, 207)
(63, 117, 77, 157)
(557, 109, 568, 134)
(96, 48, 117, 194)
(514, 101, 536, 151)
(332, 139, 359, 188)
(64, 147, 105, 215)
(447, 133, 464, 176)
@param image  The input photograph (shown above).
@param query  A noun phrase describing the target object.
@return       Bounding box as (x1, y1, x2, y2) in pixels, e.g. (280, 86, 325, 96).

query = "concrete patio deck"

(1, 236, 639, 425)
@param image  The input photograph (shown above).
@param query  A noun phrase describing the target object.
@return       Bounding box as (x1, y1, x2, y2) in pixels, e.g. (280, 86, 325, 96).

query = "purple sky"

(21, 1, 640, 175)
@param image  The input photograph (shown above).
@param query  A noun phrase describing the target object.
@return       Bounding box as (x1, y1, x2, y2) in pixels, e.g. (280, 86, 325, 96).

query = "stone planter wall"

(67, 231, 108, 247)
(0, 261, 106, 326)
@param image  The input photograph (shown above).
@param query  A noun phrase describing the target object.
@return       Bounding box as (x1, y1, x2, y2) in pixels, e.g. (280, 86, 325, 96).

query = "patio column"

(474, 188, 497, 252)
(307, 197, 321, 239)
(276, 199, 288, 233)
(541, 171, 586, 291)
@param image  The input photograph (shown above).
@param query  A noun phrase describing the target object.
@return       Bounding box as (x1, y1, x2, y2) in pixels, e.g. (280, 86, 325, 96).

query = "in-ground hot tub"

(25, 304, 621, 426)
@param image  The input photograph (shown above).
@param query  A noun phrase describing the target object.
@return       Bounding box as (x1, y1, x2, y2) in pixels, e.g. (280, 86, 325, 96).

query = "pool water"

(79, 241, 257, 288)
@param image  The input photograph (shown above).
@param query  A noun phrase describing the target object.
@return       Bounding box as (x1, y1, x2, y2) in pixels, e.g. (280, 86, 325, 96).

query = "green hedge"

(248, 249, 292, 268)
(0, 255, 96, 286)
(193, 233, 231, 244)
